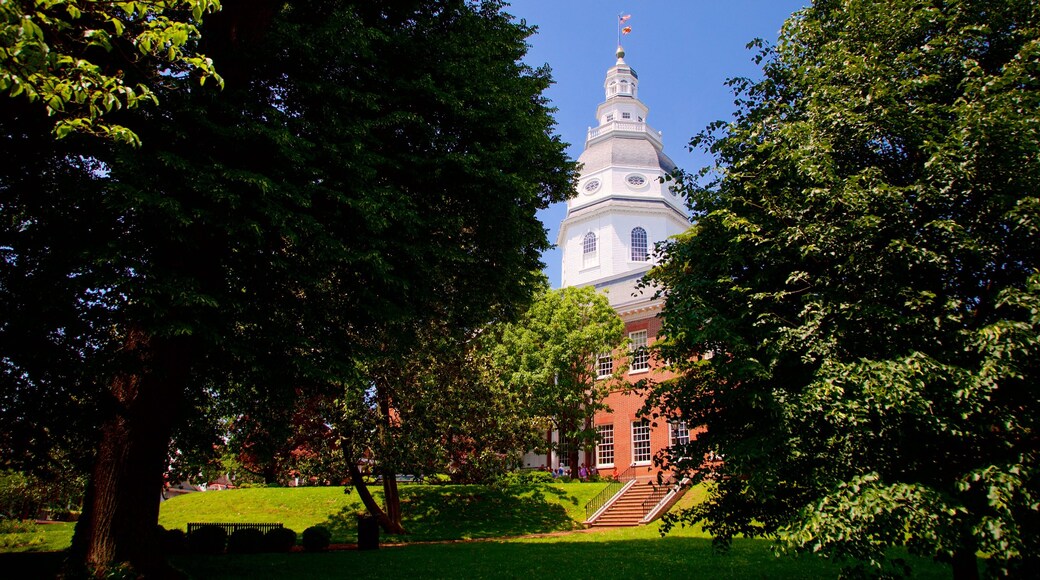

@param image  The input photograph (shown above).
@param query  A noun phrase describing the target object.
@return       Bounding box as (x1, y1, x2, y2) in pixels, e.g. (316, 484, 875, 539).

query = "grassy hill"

(0, 482, 958, 578)
(158, 482, 608, 543)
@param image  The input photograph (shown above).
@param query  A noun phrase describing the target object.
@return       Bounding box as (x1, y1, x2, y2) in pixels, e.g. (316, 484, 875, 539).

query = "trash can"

(357, 515, 379, 550)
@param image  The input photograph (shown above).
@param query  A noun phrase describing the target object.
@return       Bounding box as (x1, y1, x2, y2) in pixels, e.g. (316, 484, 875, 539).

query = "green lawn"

(158, 482, 606, 543)
(0, 482, 958, 578)
(170, 537, 946, 580)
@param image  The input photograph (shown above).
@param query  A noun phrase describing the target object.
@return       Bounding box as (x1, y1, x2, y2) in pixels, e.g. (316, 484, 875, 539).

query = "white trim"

(631, 419, 651, 464)
(595, 352, 614, 379)
(596, 424, 615, 467)
(629, 330, 650, 372)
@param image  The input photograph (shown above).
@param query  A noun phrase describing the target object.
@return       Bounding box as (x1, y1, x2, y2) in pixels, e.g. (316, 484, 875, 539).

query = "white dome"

(577, 137, 676, 174)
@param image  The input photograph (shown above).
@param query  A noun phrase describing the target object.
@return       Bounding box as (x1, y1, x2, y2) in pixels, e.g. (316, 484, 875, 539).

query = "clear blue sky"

(503, 0, 808, 287)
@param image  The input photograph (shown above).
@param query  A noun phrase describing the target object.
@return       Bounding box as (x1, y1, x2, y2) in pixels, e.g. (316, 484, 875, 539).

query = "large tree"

(494, 286, 627, 472)
(646, 1, 1039, 578)
(1, 0, 571, 573)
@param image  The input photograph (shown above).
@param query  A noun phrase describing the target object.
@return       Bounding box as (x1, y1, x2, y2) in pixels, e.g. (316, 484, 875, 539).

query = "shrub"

(494, 470, 554, 488)
(263, 527, 297, 552)
(0, 519, 44, 550)
(161, 527, 188, 555)
(188, 525, 227, 555)
(0, 518, 35, 534)
(301, 525, 331, 552)
(227, 528, 265, 554)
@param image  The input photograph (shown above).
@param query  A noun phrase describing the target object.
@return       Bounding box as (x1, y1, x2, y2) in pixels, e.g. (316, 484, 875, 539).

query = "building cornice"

(558, 198, 689, 245)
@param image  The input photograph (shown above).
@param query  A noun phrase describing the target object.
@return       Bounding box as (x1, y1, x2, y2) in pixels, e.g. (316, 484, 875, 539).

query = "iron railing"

(584, 465, 637, 520)
(187, 522, 284, 536)
(640, 476, 679, 517)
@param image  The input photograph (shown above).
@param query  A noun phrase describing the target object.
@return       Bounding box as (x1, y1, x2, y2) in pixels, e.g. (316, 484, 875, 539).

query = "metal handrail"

(584, 465, 637, 520)
(640, 476, 678, 515)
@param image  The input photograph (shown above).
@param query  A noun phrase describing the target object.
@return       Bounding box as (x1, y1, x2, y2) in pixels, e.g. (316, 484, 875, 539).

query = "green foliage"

(0, 520, 44, 551)
(263, 527, 297, 553)
(301, 525, 331, 552)
(494, 286, 627, 461)
(160, 527, 187, 556)
(187, 525, 226, 555)
(0, 0, 222, 144)
(227, 527, 265, 554)
(0, 470, 83, 521)
(495, 469, 556, 488)
(1, 0, 574, 567)
(648, 0, 1040, 576)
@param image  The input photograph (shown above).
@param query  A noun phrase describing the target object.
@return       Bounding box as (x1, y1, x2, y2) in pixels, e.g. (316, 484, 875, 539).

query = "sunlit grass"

(0, 482, 957, 578)
(156, 482, 608, 544)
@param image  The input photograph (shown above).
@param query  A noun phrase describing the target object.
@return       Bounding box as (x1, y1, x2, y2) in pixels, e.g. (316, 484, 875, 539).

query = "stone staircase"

(589, 478, 658, 527)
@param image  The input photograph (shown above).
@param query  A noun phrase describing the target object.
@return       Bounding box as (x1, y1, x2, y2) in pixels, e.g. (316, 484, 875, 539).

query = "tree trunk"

(382, 476, 403, 528)
(347, 460, 407, 535)
(68, 332, 190, 576)
(375, 377, 405, 531)
(951, 546, 979, 580)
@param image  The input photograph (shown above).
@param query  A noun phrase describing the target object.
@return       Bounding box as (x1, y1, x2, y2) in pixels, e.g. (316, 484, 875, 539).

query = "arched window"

(583, 232, 598, 269)
(631, 227, 648, 261)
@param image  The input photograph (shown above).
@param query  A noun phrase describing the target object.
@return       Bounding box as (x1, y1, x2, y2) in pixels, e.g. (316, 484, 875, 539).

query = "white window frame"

(596, 424, 614, 468)
(630, 330, 649, 373)
(632, 419, 651, 465)
(631, 227, 648, 262)
(582, 232, 598, 269)
(669, 421, 690, 447)
(621, 112, 631, 119)
(558, 433, 572, 468)
(596, 352, 613, 379)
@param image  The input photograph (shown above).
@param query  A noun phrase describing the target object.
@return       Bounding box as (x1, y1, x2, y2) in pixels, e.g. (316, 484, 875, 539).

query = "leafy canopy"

(0, 0, 222, 145)
(494, 285, 627, 451)
(647, 0, 1040, 576)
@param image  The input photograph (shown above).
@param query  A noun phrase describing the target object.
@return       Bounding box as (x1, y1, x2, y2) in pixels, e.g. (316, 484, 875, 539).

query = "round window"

(626, 174, 647, 187)
(583, 179, 601, 194)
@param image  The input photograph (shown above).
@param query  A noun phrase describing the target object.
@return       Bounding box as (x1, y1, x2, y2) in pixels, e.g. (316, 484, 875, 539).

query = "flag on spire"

(615, 13, 632, 42)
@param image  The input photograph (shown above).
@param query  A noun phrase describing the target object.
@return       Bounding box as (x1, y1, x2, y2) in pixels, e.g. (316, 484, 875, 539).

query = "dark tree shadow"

(322, 483, 583, 543)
